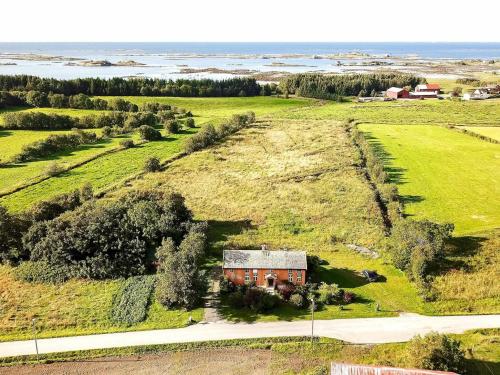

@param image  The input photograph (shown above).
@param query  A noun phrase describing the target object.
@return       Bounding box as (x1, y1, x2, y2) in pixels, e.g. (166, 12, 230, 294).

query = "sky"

(1, 0, 499, 42)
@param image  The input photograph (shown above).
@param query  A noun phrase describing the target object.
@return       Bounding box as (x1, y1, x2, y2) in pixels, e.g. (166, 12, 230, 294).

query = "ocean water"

(0, 42, 499, 80)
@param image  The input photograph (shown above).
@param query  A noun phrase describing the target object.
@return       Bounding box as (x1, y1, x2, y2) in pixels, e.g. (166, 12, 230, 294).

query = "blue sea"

(0, 42, 499, 80)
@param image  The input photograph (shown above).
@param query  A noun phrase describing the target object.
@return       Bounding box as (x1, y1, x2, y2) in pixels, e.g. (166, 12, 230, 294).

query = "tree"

(138, 125, 162, 141)
(144, 157, 161, 172)
(405, 333, 466, 373)
(0, 206, 26, 263)
(25, 90, 48, 107)
(185, 118, 195, 128)
(155, 243, 206, 309)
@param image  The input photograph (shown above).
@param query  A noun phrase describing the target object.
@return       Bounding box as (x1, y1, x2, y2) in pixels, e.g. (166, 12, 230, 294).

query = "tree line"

(0, 75, 262, 97)
(279, 73, 424, 99)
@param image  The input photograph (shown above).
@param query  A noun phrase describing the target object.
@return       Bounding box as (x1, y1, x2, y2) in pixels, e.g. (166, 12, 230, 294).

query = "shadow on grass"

(315, 267, 369, 288)
(0, 129, 13, 138)
(431, 235, 487, 274)
(466, 359, 500, 375)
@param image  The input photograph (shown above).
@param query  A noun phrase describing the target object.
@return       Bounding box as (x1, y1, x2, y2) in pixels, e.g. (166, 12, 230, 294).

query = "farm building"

(223, 248, 307, 289)
(386, 87, 409, 99)
(463, 89, 490, 100)
(415, 83, 441, 93)
(330, 363, 459, 375)
(409, 91, 438, 99)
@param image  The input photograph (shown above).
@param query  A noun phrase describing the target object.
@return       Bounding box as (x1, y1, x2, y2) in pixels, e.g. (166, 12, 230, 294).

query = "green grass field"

(0, 266, 203, 341)
(459, 126, 500, 141)
(114, 116, 426, 323)
(358, 124, 500, 235)
(279, 98, 500, 126)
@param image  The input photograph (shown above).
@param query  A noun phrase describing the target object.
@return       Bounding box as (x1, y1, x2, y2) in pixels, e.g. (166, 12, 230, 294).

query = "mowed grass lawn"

(0, 266, 203, 341)
(358, 124, 500, 235)
(114, 117, 426, 322)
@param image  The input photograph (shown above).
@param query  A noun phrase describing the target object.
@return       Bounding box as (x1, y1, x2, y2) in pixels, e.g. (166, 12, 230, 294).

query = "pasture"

(114, 117, 426, 321)
(358, 124, 500, 235)
(279, 98, 500, 126)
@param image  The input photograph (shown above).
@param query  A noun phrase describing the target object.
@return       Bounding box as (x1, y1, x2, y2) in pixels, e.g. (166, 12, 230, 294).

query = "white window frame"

(297, 271, 302, 282)
(244, 269, 250, 283)
(288, 269, 293, 282)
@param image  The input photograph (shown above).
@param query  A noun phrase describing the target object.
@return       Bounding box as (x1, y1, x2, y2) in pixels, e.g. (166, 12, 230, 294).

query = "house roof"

(387, 87, 404, 93)
(416, 83, 440, 90)
(223, 250, 307, 270)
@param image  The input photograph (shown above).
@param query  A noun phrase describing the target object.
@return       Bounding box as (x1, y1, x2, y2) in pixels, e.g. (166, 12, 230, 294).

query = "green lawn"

(278, 98, 500, 126)
(358, 124, 500, 235)
(459, 126, 500, 141)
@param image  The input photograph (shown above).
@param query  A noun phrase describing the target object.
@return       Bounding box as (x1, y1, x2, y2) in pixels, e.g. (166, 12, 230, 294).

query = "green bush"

(184, 118, 195, 128)
(219, 276, 236, 295)
(289, 293, 306, 308)
(110, 275, 156, 325)
(164, 120, 180, 134)
(15, 261, 69, 283)
(318, 283, 342, 305)
(405, 333, 466, 373)
(119, 139, 134, 148)
(227, 291, 245, 308)
(138, 125, 162, 141)
(144, 157, 161, 172)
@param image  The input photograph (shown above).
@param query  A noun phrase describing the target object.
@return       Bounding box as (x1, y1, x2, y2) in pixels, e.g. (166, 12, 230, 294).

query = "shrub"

(289, 293, 306, 308)
(318, 283, 342, 305)
(0, 206, 28, 264)
(120, 139, 134, 148)
(388, 220, 454, 288)
(110, 275, 156, 325)
(227, 291, 245, 308)
(219, 277, 236, 295)
(102, 126, 113, 138)
(45, 162, 63, 176)
(138, 125, 162, 141)
(15, 260, 68, 283)
(276, 281, 296, 301)
(241, 287, 279, 312)
(164, 120, 180, 134)
(185, 118, 195, 128)
(144, 157, 161, 172)
(342, 291, 355, 304)
(405, 333, 466, 373)
(157, 110, 175, 121)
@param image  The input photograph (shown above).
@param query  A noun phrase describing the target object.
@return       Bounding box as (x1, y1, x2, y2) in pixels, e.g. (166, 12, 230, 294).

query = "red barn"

(386, 87, 409, 99)
(415, 83, 441, 93)
(223, 248, 307, 290)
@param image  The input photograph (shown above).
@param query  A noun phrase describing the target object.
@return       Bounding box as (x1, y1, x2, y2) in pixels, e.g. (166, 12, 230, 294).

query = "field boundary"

(447, 125, 500, 144)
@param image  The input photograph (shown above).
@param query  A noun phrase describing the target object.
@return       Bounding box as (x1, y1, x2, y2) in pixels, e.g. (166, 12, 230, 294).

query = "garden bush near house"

(138, 125, 162, 141)
(405, 333, 466, 373)
(110, 275, 156, 325)
(144, 157, 161, 172)
(276, 281, 296, 301)
(219, 276, 236, 295)
(318, 283, 343, 305)
(289, 293, 306, 309)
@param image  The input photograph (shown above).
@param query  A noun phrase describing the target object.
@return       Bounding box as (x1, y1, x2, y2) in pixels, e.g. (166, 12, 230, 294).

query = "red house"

(386, 87, 409, 99)
(223, 248, 307, 290)
(415, 83, 441, 93)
